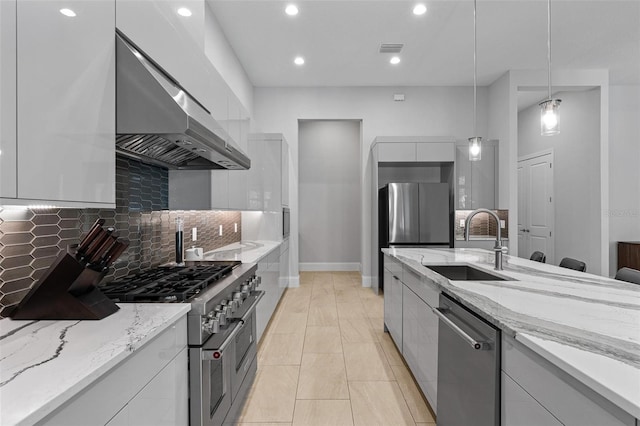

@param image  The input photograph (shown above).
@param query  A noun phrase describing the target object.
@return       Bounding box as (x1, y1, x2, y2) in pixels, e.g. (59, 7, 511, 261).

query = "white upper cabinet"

(0, 0, 17, 199)
(1, 0, 115, 206)
(455, 140, 498, 209)
(225, 134, 288, 212)
(378, 142, 416, 162)
(376, 138, 455, 163)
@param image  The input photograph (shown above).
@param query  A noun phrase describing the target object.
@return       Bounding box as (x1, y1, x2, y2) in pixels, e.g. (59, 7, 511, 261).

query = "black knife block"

(11, 249, 119, 321)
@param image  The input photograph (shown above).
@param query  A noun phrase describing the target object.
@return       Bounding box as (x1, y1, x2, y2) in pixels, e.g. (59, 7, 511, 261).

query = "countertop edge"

(2, 304, 191, 426)
(382, 248, 640, 419)
(515, 333, 640, 420)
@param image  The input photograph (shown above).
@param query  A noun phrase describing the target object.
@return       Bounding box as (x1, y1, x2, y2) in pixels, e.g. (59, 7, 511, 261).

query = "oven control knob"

(233, 292, 244, 305)
(216, 311, 227, 326)
(241, 284, 250, 295)
(203, 317, 220, 334)
(255, 276, 262, 287)
(228, 299, 238, 312)
(223, 305, 233, 317)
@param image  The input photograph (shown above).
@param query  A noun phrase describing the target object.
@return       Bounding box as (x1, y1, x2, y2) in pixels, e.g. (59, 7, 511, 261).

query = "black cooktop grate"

(100, 263, 239, 302)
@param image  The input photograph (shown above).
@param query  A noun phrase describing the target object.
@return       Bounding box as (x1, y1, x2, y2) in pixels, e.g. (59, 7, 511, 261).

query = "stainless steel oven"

(190, 290, 263, 426)
(102, 262, 263, 426)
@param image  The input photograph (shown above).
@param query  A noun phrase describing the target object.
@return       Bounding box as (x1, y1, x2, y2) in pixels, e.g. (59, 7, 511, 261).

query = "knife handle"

(82, 227, 114, 261)
(95, 240, 129, 271)
(89, 232, 120, 264)
(77, 219, 106, 255)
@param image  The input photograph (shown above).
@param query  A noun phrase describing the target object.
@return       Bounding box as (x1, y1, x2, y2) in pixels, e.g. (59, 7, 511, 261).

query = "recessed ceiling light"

(59, 8, 76, 17)
(285, 4, 298, 16)
(390, 56, 401, 65)
(294, 56, 305, 66)
(177, 7, 192, 17)
(413, 4, 427, 15)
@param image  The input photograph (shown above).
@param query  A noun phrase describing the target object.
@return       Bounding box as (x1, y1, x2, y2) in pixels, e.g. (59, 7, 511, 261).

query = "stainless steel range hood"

(116, 32, 250, 170)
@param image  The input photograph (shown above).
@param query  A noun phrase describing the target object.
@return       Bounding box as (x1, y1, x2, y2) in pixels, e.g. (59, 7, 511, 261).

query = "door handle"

(432, 307, 490, 350)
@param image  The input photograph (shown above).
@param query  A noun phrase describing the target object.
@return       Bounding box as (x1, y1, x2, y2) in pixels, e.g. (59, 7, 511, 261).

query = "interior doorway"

(517, 151, 555, 263)
(298, 120, 362, 271)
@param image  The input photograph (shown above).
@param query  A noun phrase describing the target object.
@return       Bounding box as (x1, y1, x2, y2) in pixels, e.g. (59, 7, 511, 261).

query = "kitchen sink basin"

(424, 265, 511, 281)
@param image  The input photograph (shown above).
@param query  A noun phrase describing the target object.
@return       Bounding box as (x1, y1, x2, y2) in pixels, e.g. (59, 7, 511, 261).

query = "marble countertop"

(383, 247, 640, 419)
(0, 304, 190, 426)
(202, 240, 282, 264)
(454, 236, 509, 241)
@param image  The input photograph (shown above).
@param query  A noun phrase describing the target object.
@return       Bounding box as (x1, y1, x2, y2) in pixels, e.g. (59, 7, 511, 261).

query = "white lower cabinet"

(501, 372, 562, 426)
(255, 245, 287, 343)
(42, 316, 188, 426)
(106, 348, 189, 426)
(502, 335, 636, 426)
(383, 268, 403, 349)
(383, 254, 439, 414)
(402, 285, 438, 411)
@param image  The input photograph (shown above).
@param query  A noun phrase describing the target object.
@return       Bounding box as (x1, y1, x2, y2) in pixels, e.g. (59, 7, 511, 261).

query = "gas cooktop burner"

(100, 262, 240, 303)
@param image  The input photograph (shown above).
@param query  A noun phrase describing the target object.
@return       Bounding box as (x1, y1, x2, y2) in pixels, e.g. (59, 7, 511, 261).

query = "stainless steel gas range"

(100, 261, 263, 425)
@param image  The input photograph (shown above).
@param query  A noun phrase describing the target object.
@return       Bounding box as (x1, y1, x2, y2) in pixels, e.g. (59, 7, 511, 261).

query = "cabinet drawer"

(43, 316, 187, 425)
(416, 142, 454, 162)
(384, 255, 403, 281)
(377, 142, 416, 162)
(501, 372, 562, 426)
(502, 335, 635, 426)
(402, 265, 439, 307)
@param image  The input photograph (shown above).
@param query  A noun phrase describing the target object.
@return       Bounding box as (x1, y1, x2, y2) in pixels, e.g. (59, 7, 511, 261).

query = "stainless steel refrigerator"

(378, 182, 453, 291)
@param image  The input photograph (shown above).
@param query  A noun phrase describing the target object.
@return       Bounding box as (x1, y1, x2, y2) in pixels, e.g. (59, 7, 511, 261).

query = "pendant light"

(539, 0, 561, 136)
(469, 0, 481, 161)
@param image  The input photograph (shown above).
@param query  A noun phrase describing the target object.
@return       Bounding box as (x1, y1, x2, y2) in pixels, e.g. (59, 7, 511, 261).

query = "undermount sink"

(424, 265, 511, 281)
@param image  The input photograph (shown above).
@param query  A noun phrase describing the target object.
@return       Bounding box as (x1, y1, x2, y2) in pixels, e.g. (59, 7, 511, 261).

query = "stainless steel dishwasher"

(434, 293, 500, 426)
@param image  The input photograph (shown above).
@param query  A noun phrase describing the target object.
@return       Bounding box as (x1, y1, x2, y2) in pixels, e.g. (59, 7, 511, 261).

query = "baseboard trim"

(287, 276, 300, 288)
(299, 262, 361, 272)
(361, 275, 373, 288)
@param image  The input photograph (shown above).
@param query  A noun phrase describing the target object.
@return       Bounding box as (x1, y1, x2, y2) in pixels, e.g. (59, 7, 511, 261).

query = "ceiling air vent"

(379, 43, 404, 54)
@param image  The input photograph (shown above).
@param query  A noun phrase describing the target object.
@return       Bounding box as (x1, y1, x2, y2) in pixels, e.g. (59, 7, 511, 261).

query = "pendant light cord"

(473, 0, 477, 136)
(547, 0, 552, 100)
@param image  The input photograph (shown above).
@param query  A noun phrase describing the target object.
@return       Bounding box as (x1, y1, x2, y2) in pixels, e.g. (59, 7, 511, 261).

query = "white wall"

(518, 89, 602, 273)
(204, 3, 253, 115)
(253, 86, 488, 284)
(488, 69, 610, 274)
(609, 85, 640, 273)
(298, 120, 361, 270)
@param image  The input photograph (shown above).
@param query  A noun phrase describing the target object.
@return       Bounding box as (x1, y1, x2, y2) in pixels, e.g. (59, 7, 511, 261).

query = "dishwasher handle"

(433, 307, 490, 350)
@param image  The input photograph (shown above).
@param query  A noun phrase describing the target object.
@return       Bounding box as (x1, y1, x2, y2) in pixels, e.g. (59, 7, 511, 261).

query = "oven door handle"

(202, 322, 242, 358)
(239, 291, 265, 322)
(202, 291, 265, 357)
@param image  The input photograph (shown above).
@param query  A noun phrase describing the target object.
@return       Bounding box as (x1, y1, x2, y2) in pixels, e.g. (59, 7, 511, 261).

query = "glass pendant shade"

(469, 136, 482, 161)
(540, 99, 561, 136)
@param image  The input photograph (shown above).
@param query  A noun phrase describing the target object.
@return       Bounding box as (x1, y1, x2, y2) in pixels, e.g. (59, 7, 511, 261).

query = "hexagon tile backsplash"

(0, 207, 241, 317)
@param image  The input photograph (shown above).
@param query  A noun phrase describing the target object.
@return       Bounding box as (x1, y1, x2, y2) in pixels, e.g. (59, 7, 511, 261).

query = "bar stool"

(559, 257, 587, 272)
(614, 267, 640, 285)
(530, 251, 546, 263)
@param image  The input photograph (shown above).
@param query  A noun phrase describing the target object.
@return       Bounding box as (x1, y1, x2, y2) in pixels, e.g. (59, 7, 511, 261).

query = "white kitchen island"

(0, 304, 190, 426)
(383, 247, 640, 425)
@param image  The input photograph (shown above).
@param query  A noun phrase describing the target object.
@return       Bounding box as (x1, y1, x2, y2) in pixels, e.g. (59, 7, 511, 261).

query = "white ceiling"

(207, 0, 640, 87)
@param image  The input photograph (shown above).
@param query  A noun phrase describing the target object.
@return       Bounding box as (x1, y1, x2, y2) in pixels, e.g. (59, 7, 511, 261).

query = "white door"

(518, 152, 554, 262)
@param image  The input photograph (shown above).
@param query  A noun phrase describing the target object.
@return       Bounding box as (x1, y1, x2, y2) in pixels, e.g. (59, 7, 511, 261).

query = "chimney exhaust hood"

(115, 32, 250, 170)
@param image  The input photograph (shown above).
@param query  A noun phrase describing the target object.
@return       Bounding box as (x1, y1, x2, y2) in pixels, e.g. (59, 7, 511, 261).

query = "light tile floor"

(236, 271, 436, 426)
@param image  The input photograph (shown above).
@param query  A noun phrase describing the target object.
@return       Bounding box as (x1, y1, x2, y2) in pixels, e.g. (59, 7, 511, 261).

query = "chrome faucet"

(464, 208, 507, 270)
